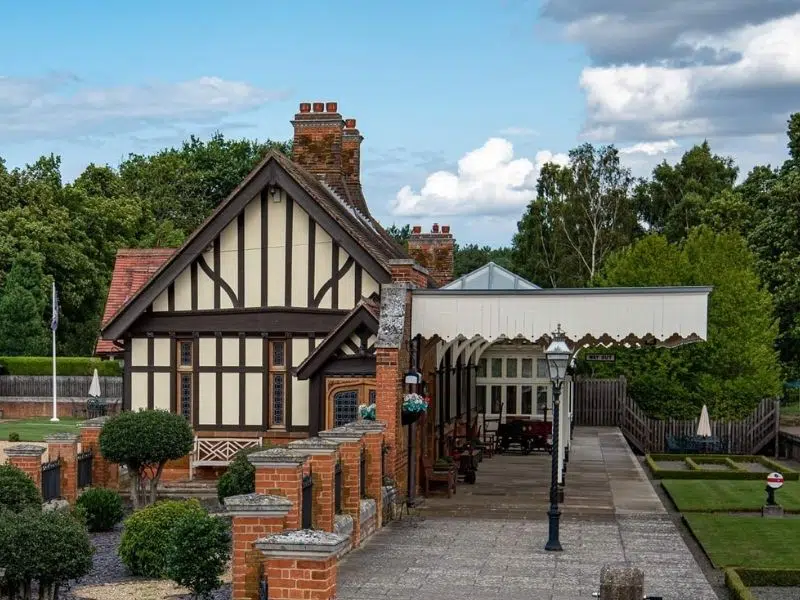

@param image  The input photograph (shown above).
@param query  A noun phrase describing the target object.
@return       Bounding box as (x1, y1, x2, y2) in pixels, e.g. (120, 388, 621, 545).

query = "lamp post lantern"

(544, 324, 571, 552)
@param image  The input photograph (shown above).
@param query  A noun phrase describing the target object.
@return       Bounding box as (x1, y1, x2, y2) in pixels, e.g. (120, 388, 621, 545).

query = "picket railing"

(575, 377, 781, 455)
(0, 375, 122, 398)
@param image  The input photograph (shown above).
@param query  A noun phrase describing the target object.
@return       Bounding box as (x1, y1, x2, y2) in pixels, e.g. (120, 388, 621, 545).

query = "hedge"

(0, 357, 121, 377)
(725, 567, 800, 600)
(646, 454, 799, 480)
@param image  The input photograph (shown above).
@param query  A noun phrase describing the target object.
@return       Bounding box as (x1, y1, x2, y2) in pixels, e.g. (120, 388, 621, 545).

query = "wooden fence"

(574, 377, 781, 455)
(0, 376, 122, 398)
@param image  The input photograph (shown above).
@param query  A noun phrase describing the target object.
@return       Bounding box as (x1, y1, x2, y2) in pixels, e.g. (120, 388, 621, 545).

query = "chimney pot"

(312, 102, 324, 113)
(442, 225, 450, 234)
(299, 102, 311, 113)
(412, 225, 422, 234)
(431, 223, 439, 233)
(344, 118, 357, 129)
(326, 102, 338, 113)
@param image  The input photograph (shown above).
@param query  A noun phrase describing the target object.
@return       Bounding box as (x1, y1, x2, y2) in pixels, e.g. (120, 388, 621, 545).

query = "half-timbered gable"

(98, 102, 412, 441)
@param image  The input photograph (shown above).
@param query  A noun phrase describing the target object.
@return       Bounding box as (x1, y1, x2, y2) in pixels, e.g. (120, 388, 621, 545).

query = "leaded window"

(180, 373, 192, 420)
(333, 390, 359, 427)
(368, 389, 376, 405)
(179, 341, 192, 367)
(272, 374, 284, 426)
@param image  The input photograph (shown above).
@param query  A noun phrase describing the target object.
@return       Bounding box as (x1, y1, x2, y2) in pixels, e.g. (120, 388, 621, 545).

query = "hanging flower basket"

(358, 403, 376, 421)
(401, 393, 428, 425)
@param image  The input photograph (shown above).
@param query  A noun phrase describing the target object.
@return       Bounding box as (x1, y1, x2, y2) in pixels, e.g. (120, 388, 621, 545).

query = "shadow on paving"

(337, 428, 719, 600)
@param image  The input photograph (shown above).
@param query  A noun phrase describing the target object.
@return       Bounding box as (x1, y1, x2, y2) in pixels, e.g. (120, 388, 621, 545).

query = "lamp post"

(544, 324, 571, 552)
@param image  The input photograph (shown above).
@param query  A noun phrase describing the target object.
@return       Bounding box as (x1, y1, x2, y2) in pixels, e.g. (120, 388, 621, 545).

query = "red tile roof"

(95, 248, 175, 355)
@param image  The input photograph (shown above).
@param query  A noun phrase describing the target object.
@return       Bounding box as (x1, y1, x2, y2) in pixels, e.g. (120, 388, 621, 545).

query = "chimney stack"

(291, 101, 369, 215)
(407, 224, 455, 287)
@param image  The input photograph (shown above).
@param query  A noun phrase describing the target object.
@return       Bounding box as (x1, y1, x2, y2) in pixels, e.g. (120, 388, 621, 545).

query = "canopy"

(88, 368, 101, 398)
(697, 405, 712, 438)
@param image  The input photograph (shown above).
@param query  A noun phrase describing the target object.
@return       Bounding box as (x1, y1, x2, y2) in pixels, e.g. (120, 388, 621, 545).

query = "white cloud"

(391, 138, 568, 217)
(0, 73, 287, 142)
(578, 12, 800, 141)
(619, 139, 680, 156)
(498, 126, 539, 137)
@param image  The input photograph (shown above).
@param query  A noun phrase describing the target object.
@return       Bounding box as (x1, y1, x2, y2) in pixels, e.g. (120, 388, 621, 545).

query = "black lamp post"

(544, 324, 571, 552)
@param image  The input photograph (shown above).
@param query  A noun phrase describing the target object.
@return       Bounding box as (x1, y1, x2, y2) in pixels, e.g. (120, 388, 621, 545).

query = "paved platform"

(337, 427, 718, 600)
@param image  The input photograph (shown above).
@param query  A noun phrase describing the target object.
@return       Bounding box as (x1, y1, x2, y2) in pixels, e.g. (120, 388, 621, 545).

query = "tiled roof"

(95, 248, 175, 355)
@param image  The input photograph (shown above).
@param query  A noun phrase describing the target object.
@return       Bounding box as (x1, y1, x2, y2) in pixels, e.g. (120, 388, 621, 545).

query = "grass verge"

(0, 417, 82, 442)
(663, 479, 800, 512)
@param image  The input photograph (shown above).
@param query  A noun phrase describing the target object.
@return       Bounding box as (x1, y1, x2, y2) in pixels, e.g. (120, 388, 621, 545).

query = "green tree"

(453, 244, 513, 278)
(0, 250, 50, 356)
(594, 228, 782, 418)
(385, 223, 411, 249)
(512, 143, 640, 287)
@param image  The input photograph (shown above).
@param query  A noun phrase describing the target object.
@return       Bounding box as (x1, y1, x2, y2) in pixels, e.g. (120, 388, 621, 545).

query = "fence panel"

(574, 378, 625, 426)
(334, 462, 343, 515)
(41, 460, 61, 502)
(301, 473, 313, 529)
(0, 375, 123, 398)
(77, 450, 93, 489)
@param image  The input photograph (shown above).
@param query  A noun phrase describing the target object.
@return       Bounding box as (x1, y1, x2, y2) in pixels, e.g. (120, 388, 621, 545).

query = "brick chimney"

(407, 223, 455, 287)
(291, 101, 368, 214)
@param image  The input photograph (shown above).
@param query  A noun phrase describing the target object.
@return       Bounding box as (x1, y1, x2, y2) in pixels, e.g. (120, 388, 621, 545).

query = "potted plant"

(359, 403, 376, 421)
(433, 457, 454, 472)
(401, 393, 428, 425)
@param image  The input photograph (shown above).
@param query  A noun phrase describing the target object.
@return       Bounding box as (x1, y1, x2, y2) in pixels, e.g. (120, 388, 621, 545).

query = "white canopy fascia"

(412, 287, 711, 348)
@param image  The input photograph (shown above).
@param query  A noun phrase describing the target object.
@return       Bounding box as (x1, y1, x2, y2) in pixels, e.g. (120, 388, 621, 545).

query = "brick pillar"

(45, 433, 79, 504)
(3, 444, 45, 488)
(319, 426, 366, 545)
(79, 416, 119, 490)
(287, 438, 340, 532)
(224, 493, 292, 600)
(346, 422, 387, 528)
(257, 531, 348, 600)
(249, 448, 308, 530)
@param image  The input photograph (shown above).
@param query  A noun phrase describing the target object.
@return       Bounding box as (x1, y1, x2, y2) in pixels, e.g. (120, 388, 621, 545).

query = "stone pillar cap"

(79, 416, 112, 429)
(45, 432, 79, 443)
(248, 447, 308, 466)
(224, 493, 293, 517)
(255, 529, 349, 558)
(345, 420, 386, 432)
(4, 444, 46, 458)
(319, 427, 365, 441)
(287, 437, 340, 455)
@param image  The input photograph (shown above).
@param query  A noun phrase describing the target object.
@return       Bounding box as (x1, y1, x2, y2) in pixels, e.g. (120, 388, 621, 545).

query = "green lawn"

(0, 417, 83, 442)
(684, 514, 800, 568)
(663, 479, 800, 512)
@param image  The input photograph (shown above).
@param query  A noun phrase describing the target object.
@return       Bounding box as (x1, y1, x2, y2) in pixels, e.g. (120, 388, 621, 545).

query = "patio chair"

(422, 456, 456, 498)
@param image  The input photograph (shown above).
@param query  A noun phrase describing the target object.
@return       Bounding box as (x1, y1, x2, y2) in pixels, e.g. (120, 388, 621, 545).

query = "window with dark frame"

(269, 340, 287, 427)
(176, 340, 193, 421)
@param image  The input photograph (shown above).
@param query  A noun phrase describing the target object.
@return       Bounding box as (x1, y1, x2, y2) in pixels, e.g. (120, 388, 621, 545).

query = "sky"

(1, 0, 798, 246)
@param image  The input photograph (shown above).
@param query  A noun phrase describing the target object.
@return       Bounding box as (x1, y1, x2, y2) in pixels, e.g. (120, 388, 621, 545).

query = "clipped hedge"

(646, 454, 799, 480)
(0, 356, 121, 377)
(725, 567, 800, 600)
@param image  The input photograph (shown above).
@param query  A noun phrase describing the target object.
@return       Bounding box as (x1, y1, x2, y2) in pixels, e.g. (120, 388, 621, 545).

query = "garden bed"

(725, 568, 800, 600)
(663, 480, 800, 512)
(646, 454, 797, 480)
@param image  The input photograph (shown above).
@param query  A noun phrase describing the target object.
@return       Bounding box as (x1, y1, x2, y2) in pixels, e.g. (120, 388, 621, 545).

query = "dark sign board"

(586, 354, 616, 362)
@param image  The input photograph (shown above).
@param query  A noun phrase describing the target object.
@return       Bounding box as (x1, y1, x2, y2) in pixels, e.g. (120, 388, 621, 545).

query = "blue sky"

(1, 0, 798, 246)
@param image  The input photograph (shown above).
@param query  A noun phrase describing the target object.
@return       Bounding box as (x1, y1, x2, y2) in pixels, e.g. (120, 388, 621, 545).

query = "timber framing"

(101, 153, 391, 341)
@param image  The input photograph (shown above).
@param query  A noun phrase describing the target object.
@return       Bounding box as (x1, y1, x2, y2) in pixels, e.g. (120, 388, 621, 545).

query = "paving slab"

(338, 427, 719, 600)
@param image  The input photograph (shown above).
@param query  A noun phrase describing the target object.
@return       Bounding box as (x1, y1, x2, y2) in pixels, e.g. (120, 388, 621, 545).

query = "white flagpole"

(50, 281, 59, 422)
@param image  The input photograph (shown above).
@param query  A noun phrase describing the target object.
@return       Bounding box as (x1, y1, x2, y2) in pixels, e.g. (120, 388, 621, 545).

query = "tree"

(512, 143, 640, 287)
(99, 410, 194, 507)
(0, 250, 50, 356)
(385, 224, 411, 249)
(595, 228, 782, 419)
(166, 512, 231, 599)
(453, 244, 513, 278)
(635, 141, 738, 241)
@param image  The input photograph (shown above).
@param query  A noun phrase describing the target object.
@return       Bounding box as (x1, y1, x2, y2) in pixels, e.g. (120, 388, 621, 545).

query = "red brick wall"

(264, 556, 337, 600)
(0, 399, 121, 419)
(79, 425, 119, 490)
(230, 515, 286, 600)
(254, 463, 305, 530)
(407, 224, 455, 286)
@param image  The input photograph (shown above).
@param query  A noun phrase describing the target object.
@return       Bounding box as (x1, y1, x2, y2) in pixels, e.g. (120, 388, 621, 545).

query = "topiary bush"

(76, 487, 124, 532)
(8, 432, 20, 442)
(216, 445, 269, 503)
(118, 499, 205, 578)
(0, 463, 42, 512)
(165, 510, 231, 599)
(0, 507, 94, 598)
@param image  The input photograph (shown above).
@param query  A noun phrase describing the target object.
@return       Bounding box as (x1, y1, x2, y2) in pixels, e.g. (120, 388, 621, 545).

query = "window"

(506, 358, 518, 378)
(176, 340, 193, 421)
(521, 385, 533, 414)
(537, 358, 549, 379)
(491, 358, 502, 378)
(333, 390, 359, 427)
(506, 386, 517, 414)
(490, 386, 502, 413)
(476, 386, 486, 413)
(537, 385, 549, 415)
(369, 389, 376, 405)
(477, 359, 487, 378)
(521, 358, 533, 378)
(269, 341, 287, 427)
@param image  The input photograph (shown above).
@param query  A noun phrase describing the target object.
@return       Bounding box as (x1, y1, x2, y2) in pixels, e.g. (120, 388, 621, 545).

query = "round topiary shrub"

(166, 511, 231, 599)
(118, 499, 205, 578)
(76, 487, 124, 532)
(0, 463, 42, 512)
(8, 432, 20, 442)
